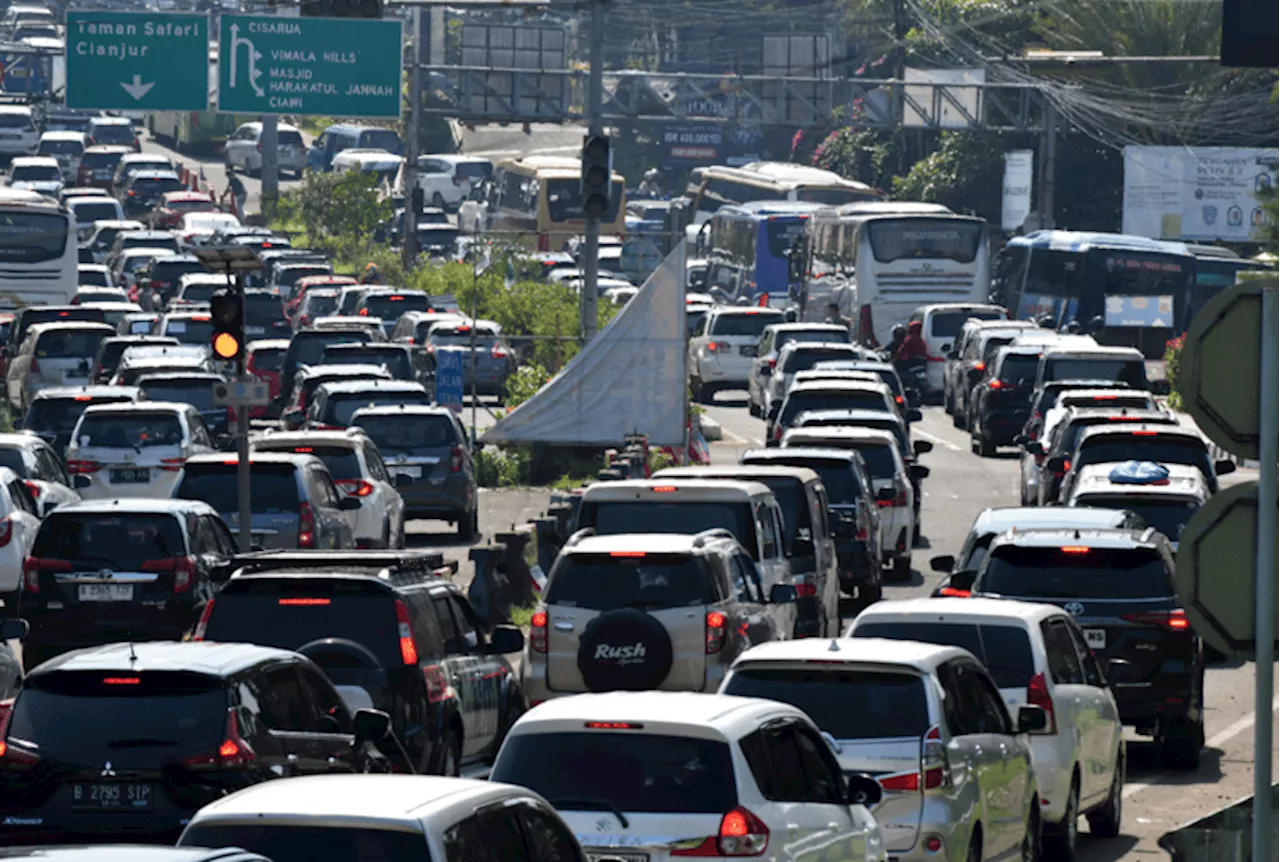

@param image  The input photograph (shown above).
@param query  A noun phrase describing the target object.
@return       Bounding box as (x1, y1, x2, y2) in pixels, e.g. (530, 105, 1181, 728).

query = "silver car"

(6, 322, 117, 414)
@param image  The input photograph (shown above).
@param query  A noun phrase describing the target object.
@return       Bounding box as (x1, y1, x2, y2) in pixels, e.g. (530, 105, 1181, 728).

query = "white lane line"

(718, 426, 763, 447)
(913, 427, 966, 453)
(1121, 697, 1279, 799)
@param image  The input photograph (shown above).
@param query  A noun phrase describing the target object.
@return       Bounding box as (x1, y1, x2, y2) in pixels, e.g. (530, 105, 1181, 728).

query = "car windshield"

(722, 667, 929, 739)
(11, 164, 60, 182)
(163, 318, 214, 345)
(710, 312, 783, 337)
(177, 464, 300, 514)
(852, 621, 1035, 689)
(1047, 358, 1147, 389)
(36, 329, 106, 359)
(71, 202, 121, 223)
(327, 393, 429, 426)
(1074, 496, 1198, 543)
(544, 553, 716, 610)
(930, 310, 1004, 339)
(179, 825, 428, 862)
(77, 413, 183, 448)
(27, 396, 131, 431)
(32, 512, 188, 569)
(358, 414, 457, 453)
(491, 731, 736, 814)
(979, 546, 1173, 599)
(581, 501, 753, 553)
(139, 383, 217, 412)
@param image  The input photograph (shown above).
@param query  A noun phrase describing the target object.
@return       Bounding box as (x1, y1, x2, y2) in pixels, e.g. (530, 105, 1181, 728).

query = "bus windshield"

(0, 211, 69, 263)
(867, 220, 983, 263)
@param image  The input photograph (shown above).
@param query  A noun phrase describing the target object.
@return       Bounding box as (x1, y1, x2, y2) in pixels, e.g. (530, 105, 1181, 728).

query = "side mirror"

(759, 365, 772, 377)
(1046, 456, 1068, 474)
(1017, 705, 1048, 733)
(352, 708, 392, 744)
(906, 409, 923, 423)
(0, 618, 28, 641)
(487, 624, 525, 655)
(338, 496, 362, 511)
(874, 487, 895, 503)
(910, 465, 931, 481)
(1214, 459, 1237, 476)
(845, 773, 882, 808)
(912, 440, 933, 456)
(832, 516, 855, 538)
(820, 730, 843, 755)
(74, 475, 91, 490)
(929, 555, 955, 573)
(769, 583, 797, 604)
(1106, 658, 1135, 687)
(1025, 441, 1045, 456)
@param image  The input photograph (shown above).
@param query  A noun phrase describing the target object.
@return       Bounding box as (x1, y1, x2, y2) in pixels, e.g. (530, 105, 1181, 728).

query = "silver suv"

(522, 530, 796, 703)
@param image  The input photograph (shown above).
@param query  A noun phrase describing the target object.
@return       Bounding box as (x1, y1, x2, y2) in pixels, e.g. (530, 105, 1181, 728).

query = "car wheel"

(437, 728, 462, 776)
(891, 556, 911, 581)
(952, 401, 966, 428)
(456, 508, 478, 542)
(1045, 775, 1079, 861)
(966, 831, 982, 862)
(943, 383, 954, 415)
(1087, 750, 1124, 838)
(432, 192, 447, 210)
(224, 151, 235, 173)
(1159, 718, 1203, 769)
(861, 579, 882, 605)
(0, 589, 19, 619)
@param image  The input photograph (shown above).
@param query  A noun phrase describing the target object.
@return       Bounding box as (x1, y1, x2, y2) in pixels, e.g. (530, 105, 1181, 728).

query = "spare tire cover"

(577, 608, 675, 692)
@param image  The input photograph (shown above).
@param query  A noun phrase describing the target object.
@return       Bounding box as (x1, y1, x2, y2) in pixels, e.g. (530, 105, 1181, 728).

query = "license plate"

(110, 468, 150, 484)
(391, 465, 422, 479)
(78, 584, 134, 602)
(587, 854, 647, 862)
(72, 781, 152, 811)
(246, 325, 265, 335)
(1084, 628, 1107, 649)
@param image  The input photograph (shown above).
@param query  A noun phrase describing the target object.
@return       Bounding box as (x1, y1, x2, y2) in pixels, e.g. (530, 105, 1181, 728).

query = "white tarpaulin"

(1122, 145, 1278, 241)
(481, 242, 688, 446)
(1001, 149, 1034, 232)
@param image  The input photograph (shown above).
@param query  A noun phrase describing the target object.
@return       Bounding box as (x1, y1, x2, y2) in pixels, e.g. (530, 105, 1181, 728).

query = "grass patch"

(509, 605, 537, 629)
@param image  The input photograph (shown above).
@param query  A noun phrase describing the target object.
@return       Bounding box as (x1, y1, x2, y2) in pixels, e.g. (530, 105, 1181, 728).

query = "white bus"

(799, 203, 990, 347)
(685, 162, 881, 225)
(0, 188, 76, 309)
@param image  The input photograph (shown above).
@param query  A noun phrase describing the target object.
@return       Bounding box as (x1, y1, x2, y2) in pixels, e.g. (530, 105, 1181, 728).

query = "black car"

(280, 326, 381, 397)
(320, 342, 430, 385)
(20, 386, 140, 455)
(1023, 408, 1177, 506)
(0, 641, 388, 841)
(307, 380, 432, 430)
(122, 170, 186, 217)
(243, 290, 292, 340)
(20, 500, 238, 669)
(967, 344, 1047, 456)
(1021, 378, 1137, 443)
(140, 255, 206, 306)
(739, 447, 887, 600)
(971, 527, 1204, 768)
(196, 550, 525, 776)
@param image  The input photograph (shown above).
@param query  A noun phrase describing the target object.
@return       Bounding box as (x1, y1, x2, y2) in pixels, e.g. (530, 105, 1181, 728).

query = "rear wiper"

(108, 738, 178, 748)
(545, 797, 629, 829)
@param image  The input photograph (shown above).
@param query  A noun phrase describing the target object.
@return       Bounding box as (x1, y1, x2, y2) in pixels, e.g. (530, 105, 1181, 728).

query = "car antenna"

(128, 639, 138, 663)
(828, 638, 840, 652)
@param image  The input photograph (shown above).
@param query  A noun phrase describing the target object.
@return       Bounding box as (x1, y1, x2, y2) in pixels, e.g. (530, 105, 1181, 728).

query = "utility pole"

(402, 7, 423, 270)
(260, 116, 279, 216)
(1038, 101, 1057, 229)
(234, 269, 252, 553)
(580, 0, 605, 341)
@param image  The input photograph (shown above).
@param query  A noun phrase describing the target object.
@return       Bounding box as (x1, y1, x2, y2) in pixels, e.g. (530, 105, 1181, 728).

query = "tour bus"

(1186, 243, 1274, 322)
(685, 162, 881, 225)
(992, 230, 1197, 359)
(485, 155, 626, 252)
(0, 188, 76, 309)
(799, 202, 990, 346)
(698, 201, 826, 304)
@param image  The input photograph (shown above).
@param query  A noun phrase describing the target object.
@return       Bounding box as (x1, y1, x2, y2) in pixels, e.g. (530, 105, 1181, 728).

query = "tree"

(292, 169, 392, 252)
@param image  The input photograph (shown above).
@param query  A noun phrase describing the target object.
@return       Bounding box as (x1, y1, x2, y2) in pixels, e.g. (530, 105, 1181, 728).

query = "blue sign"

(1104, 294, 1175, 328)
(435, 349, 465, 413)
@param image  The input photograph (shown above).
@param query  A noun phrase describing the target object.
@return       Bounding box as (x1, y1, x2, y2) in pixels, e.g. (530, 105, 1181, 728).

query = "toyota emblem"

(1064, 601, 1085, 616)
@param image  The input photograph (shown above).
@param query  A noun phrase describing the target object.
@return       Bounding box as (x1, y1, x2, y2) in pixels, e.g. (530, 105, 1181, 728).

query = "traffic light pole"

(580, 0, 604, 341)
(234, 271, 252, 554)
(402, 6, 422, 270)
(260, 117, 279, 216)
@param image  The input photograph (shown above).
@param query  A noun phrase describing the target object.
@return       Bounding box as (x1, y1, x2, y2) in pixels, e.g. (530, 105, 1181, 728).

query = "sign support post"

(1253, 284, 1277, 862)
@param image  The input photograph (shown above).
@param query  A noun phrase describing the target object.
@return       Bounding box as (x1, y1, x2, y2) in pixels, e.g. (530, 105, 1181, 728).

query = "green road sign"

(66, 11, 208, 111)
(217, 15, 402, 118)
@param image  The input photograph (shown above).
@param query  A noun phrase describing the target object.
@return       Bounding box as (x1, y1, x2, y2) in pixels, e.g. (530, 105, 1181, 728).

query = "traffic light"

(300, 0, 382, 17)
(580, 134, 612, 218)
(210, 289, 244, 361)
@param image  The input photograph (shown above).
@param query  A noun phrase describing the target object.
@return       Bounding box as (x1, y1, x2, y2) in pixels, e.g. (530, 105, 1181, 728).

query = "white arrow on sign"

(120, 74, 156, 101)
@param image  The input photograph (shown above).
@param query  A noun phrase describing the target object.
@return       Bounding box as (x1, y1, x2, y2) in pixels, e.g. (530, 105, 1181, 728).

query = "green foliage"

(893, 131, 1008, 217)
(275, 170, 391, 257)
(475, 444, 602, 488)
(1165, 334, 1185, 411)
(503, 362, 551, 409)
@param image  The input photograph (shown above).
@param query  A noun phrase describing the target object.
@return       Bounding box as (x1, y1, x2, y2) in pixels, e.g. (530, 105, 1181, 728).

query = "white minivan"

(907, 303, 1009, 396)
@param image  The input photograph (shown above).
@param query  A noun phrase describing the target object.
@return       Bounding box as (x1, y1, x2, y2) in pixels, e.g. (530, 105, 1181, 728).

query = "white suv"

(224, 122, 308, 179)
(689, 306, 785, 402)
(0, 105, 37, 157)
(66, 402, 215, 499)
(408, 154, 492, 211)
(490, 691, 888, 862)
(849, 597, 1126, 858)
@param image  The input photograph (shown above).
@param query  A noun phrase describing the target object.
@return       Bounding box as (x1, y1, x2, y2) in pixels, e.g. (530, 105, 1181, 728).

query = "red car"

(150, 191, 219, 229)
(76, 145, 132, 190)
(246, 338, 289, 419)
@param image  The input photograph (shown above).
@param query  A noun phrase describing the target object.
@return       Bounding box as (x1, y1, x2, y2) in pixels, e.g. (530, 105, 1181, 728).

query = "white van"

(0, 106, 37, 157)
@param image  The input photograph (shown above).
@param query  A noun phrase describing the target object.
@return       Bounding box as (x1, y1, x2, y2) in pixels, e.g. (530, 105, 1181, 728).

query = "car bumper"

(874, 794, 976, 862)
(25, 601, 194, 654)
(399, 482, 471, 521)
(521, 656, 722, 704)
(978, 410, 1026, 444)
(696, 353, 752, 385)
(73, 472, 182, 500)
(880, 508, 913, 557)
(1030, 733, 1077, 824)
(1114, 679, 1200, 728)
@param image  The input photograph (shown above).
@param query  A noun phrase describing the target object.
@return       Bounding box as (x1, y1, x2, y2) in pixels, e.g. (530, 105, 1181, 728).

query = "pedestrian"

(823, 301, 853, 333)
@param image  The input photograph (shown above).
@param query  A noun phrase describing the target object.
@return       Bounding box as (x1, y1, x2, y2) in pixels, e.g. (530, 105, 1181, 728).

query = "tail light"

(772, 424, 783, 441)
(938, 586, 970, 597)
(530, 611, 548, 653)
(794, 581, 817, 598)
(706, 341, 727, 353)
(672, 806, 770, 857)
(878, 725, 949, 793)
(160, 457, 186, 472)
(705, 610, 727, 654)
(394, 599, 418, 665)
(66, 459, 101, 474)
(298, 501, 315, 548)
(973, 362, 985, 371)
(182, 708, 255, 771)
(491, 343, 509, 360)
(336, 478, 375, 497)
(140, 556, 197, 592)
(766, 358, 777, 370)
(23, 481, 39, 500)
(857, 304, 876, 345)
(1053, 460, 1070, 477)
(23, 557, 71, 593)
(1123, 609, 1190, 632)
(1026, 672, 1057, 734)
(0, 701, 39, 771)
(877, 483, 909, 508)
(423, 663, 453, 703)
(988, 379, 1005, 390)
(449, 446, 464, 473)
(193, 598, 215, 640)
(0, 517, 12, 549)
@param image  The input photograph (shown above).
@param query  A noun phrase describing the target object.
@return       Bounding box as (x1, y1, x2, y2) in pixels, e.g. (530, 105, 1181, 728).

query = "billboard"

(1122, 146, 1278, 242)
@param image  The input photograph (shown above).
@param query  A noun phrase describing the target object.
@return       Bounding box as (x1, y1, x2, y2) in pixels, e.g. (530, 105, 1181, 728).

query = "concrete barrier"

(700, 414, 723, 442)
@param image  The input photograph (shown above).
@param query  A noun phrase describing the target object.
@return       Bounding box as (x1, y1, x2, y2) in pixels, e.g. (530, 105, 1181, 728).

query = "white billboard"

(1122, 146, 1278, 242)
(1001, 149, 1033, 232)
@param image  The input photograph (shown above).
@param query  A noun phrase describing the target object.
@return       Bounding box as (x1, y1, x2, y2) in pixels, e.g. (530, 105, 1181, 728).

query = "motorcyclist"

(824, 302, 853, 333)
(884, 324, 907, 360)
(895, 320, 928, 363)
(361, 263, 385, 285)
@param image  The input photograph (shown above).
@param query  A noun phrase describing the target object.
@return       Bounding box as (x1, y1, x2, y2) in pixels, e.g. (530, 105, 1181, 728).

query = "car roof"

(11, 156, 59, 167)
(1077, 422, 1201, 442)
(1044, 345, 1145, 359)
(580, 478, 773, 501)
(254, 430, 365, 449)
(787, 379, 889, 394)
(508, 691, 805, 741)
(0, 848, 268, 862)
(990, 527, 1159, 550)
(708, 307, 784, 318)
(315, 379, 429, 395)
(80, 401, 191, 416)
(32, 640, 296, 678)
(970, 506, 1136, 535)
(653, 465, 821, 484)
(247, 338, 292, 351)
(741, 446, 862, 464)
(350, 404, 455, 418)
(298, 364, 391, 380)
(566, 532, 723, 555)
(28, 321, 115, 336)
(794, 410, 901, 424)
(783, 426, 898, 445)
(734, 636, 971, 671)
(853, 597, 1070, 626)
(52, 497, 219, 517)
(41, 131, 89, 141)
(780, 341, 859, 354)
(32, 385, 139, 401)
(185, 452, 318, 468)
(764, 323, 848, 333)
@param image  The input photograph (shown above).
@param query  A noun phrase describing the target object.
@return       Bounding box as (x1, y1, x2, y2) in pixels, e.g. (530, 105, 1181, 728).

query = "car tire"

(691, 377, 710, 404)
(943, 383, 954, 415)
(456, 508, 478, 542)
(861, 579, 882, 605)
(890, 556, 911, 581)
(224, 152, 235, 174)
(1087, 750, 1124, 838)
(432, 192, 447, 210)
(1045, 776, 1079, 861)
(437, 727, 462, 777)
(0, 589, 18, 619)
(748, 398, 760, 418)
(953, 403, 966, 428)
(966, 831, 982, 862)
(1159, 718, 1203, 769)
(578, 608, 674, 692)
(1023, 802, 1042, 861)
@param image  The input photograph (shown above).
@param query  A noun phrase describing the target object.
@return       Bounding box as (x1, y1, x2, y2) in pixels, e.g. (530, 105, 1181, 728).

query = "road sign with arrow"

(65, 11, 208, 111)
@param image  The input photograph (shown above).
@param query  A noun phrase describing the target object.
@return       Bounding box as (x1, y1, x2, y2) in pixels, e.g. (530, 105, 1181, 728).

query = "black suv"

(1023, 408, 1176, 506)
(971, 527, 1204, 768)
(21, 500, 237, 669)
(307, 380, 432, 430)
(280, 326, 381, 398)
(968, 344, 1053, 456)
(321, 342, 430, 385)
(195, 551, 525, 776)
(0, 641, 388, 841)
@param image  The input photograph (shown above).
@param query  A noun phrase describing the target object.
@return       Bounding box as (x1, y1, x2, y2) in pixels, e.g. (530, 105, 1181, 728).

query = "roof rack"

(230, 549, 455, 584)
(692, 528, 737, 548)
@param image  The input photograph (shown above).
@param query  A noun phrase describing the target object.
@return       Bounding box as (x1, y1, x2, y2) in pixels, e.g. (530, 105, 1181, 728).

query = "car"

(20, 384, 141, 455)
(168, 272, 233, 309)
(849, 600, 1126, 856)
(110, 153, 173, 199)
(1033, 345, 1149, 394)
(688, 306, 786, 402)
(0, 848, 271, 862)
(280, 325, 382, 396)
(389, 309, 468, 345)
(111, 345, 216, 386)
(224, 121, 308, 178)
(953, 330, 1070, 430)
(246, 338, 290, 413)
(179, 774, 578, 861)
(177, 211, 243, 247)
(76, 301, 146, 335)
(0, 468, 40, 617)
(270, 261, 334, 299)
(285, 274, 351, 318)
(0, 433, 81, 518)
(811, 359, 911, 414)
(943, 319, 1039, 419)
(721, 638, 1046, 862)
(746, 323, 852, 416)
(766, 379, 902, 447)
(1056, 422, 1232, 500)
(279, 364, 394, 428)
(92, 336, 180, 383)
(73, 287, 130, 306)
(968, 343, 1062, 457)
(174, 452, 358, 551)
(149, 191, 218, 230)
(76, 144, 134, 190)
(760, 340, 870, 419)
(907, 303, 1009, 397)
(423, 320, 513, 395)
(112, 248, 178, 293)
(409, 154, 493, 211)
(77, 263, 115, 289)
(927, 506, 1147, 597)
(136, 371, 233, 442)
(1064, 461, 1208, 551)
(0, 641, 389, 841)
(87, 116, 140, 150)
(83, 219, 146, 264)
(251, 428, 406, 548)
(66, 401, 216, 500)
(7, 156, 63, 197)
(307, 379, 433, 430)
(156, 311, 218, 347)
(5, 321, 116, 413)
(294, 287, 340, 328)
(66, 194, 125, 240)
(522, 530, 796, 703)
(37, 130, 90, 182)
(321, 341, 430, 385)
(1020, 380, 1151, 446)
(0, 105, 38, 158)
(490, 691, 888, 862)
(196, 550, 527, 774)
(122, 170, 186, 218)
(792, 407, 924, 463)
(243, 289, 292, 339)
(970, 527, 1205, 769)
(349, 405, 479, 539)
(19, 499, 237, 666)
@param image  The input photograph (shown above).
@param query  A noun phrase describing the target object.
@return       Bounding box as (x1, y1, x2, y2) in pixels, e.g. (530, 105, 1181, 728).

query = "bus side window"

(992, 244, 1029, 308)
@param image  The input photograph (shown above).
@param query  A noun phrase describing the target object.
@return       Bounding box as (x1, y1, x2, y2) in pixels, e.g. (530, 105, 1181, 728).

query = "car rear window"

(930, 310, 1004, 339)
(722, 667, 929, 739)
(749, 477, 810, 548)
(290, 331, 372, 370)
(1072, 496, 1198, 543)
(326, 393, 430, 426)
(979, 546, 1173, 600)
(139, 382, 217, 412)
(178, 282, 219, 303)
(980, 336, 1017, 366)
(245, 294, 286, 326)
(491, 731, 736, 814)
(150, 260, 205, 284)
(82, 150, 124, 170)
(132, 177, 185, 195)
(358, 414, 456, 453)
(27, 396, 131, 431)
(92, 124, 136, 145)
(775, 329, 847, 351)
(580, 501, 753, 554)
(33, 512, 189, 570)
(852, 621, 1035, 689)
(177, 464, 300, 513)
(71, 201, 121, 224)
(303, 293, 339, 317)
(1076, 436, 1209, 474)
(249, 347, 285, 372)
(77, 413, 183, 448)
(0, 448, 28, 477)
(180, 825, 428, 862)
(1047, 358, 1147, 389)
(781, 347, 858, 374)
(265, 445, 361, 481)
(361, 293, 430, 320)
(36, 329, 106, 359)
(323, 348, 413, 379)
(784, 440, 895, 480)
(544, 553, 717, 610)
(997, 353, 1041, 385)
(710, 312, 783, 337)
(429, 328, 500, 348)
(8, 671, 224, 766)
(782, 391, 890, 426)
(163, 318, 214, 344)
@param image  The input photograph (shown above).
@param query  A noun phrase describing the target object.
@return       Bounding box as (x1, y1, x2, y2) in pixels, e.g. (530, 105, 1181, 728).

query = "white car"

(179, 774, 585, 862)
(849, 597, 1126, 858)
(67, 195, 126, 241)
(37, 130, 89, 182)
(907, 303, 1009, 395)
(689, 305, 786, 402)
(66, 401, 215, 499)
(7, 155, 63, 197)
(225, 121, 308, 179)
(0, 105, 37, 157)
(251, 428, 406, 548)
(1064, 461, 1208, 552)
(405, 154, 491, 211)
(0, 466, 42, 613)
(764, 341, 872, 418)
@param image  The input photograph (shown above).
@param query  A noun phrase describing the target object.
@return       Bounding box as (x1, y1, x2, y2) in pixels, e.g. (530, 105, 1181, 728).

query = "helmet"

(364, 263, 379, 275)
(644, 168, 660, 181)
(892, 324, 907, 341)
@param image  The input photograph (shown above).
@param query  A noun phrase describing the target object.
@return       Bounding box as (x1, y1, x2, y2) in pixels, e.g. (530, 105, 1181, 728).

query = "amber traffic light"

(210, 289, 244, 361)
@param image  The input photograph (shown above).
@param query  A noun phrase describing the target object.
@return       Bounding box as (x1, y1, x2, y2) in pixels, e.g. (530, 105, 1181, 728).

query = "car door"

(295, 663, 361, 772)
(726, 551, 779, 652)
(257, 663, 353, 776)
(966, 663, 1034, 857)
(452, 594, 503, 748)
(1040, 616, 1095, 797)
(5, 477, 39, 556)
(430, 593, 490, 758)
(1062, 617, 1121, 807)
(937, 659, 1004, 858)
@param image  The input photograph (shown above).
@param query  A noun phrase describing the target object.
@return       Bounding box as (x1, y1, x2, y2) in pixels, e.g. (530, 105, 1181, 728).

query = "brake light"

(921, 725, 948, 789)
(102, 677, 141, 685)
(23, 557, 71, 593)
(278, 598, 332, 606)
(973, 361, 985, 371)
(651, 485, 677, 492)
(0, 517, 12, 549)
(938, 586, 970, 597)
(1059, 546, 1091, 554)
(182, 708, 255, 770)
(193, 598, 215, 640)
(773, 424, 782, 441)
(1123, 609, 1191, 632)
(298, 501, 315, 548)
(23, 481, 39, 499)
(989, 379, 1005, 390)
(450, 446, 464, 473)
(530, 611, 548, 653)
(609, 551, 646, 557)
(1027, 672, 1057, 734)
(336, 478, 375, 497)
(672, 806, 770, 857)
(794, 581, 817, 597)
(705, 610, 727, 654)
(0, 701, 39, 770)
(394, 599, 418, 665)
(585, 721, 644, 729)
(423, 664, 453, 703)
(1054, 459, 1070, 477)
(537, 234, 549, 251)
(1130, 430, 1158, 436)
(160, 457, 186, 472)
(140, 556, 197, 592)
(706, 341, 725, 352)
(766, 358, 777, 370)
(491, 343, 509, 359)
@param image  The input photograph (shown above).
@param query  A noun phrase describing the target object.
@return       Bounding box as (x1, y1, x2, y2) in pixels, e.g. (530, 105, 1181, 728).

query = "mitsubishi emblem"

(102, 761, 116, 777)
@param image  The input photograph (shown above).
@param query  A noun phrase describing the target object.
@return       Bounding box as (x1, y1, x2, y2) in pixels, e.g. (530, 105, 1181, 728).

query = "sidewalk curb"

(699, 414, 723, 442)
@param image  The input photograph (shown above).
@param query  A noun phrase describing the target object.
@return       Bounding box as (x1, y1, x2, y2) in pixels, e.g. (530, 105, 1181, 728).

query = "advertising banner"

(1122, 146, 1278, 242)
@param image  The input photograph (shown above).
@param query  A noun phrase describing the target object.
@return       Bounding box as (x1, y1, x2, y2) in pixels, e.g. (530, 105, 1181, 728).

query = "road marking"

(913, 427, 966, 453)
(717, 426, 762, 447)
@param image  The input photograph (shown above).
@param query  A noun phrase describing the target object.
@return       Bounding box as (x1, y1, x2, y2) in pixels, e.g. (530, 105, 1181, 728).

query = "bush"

(1165, 334, 1186, 410)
